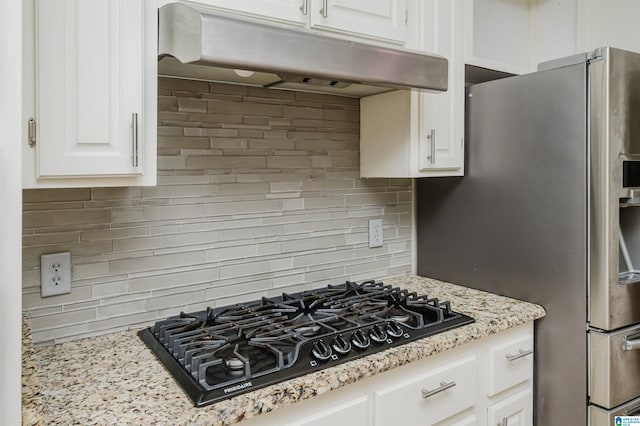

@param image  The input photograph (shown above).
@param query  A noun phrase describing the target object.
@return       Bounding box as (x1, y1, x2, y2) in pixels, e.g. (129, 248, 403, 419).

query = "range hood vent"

(158, 3, 448, 97)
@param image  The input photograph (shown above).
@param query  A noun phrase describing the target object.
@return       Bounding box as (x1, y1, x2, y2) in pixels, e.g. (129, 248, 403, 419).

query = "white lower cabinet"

(238, 323, 535, 426)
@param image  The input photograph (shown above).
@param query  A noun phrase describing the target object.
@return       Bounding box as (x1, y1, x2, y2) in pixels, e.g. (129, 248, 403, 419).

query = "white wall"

(0, 0, 23, 423)
(532, 0, 577, 65)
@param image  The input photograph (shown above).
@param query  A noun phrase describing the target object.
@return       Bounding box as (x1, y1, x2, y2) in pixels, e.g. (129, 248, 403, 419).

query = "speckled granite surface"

(27, 276, 545, 425)
(22, 315, 44, 426)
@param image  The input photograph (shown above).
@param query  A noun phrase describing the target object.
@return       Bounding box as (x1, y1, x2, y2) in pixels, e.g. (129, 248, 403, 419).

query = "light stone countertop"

(26, 275, 545, 426)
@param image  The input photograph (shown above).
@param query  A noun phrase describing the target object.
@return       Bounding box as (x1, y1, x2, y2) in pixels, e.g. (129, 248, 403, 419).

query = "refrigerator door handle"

(623, 333, 640, 351)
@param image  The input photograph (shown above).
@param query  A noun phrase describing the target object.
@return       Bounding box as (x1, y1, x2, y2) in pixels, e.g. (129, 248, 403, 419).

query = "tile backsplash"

(22, 78, 412, 344)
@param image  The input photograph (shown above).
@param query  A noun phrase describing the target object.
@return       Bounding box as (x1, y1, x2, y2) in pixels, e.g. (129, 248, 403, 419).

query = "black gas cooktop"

(138, 279, 474, 407)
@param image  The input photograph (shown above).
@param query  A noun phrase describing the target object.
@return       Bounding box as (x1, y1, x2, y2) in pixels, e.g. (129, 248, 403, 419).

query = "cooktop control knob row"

(312, 322, 407, 362)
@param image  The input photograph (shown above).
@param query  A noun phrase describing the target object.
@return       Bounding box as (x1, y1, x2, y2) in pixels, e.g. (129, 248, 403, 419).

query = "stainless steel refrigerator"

(417, 47, 640, 426)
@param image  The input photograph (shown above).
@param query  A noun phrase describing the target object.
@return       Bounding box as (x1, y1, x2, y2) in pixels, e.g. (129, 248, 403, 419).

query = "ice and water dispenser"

(619, 161, 640, 284)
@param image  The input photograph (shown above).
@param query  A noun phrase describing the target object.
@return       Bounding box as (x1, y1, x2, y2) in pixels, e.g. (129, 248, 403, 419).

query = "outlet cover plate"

(369, 218, 383, 248)
(41, 252, 72, 297)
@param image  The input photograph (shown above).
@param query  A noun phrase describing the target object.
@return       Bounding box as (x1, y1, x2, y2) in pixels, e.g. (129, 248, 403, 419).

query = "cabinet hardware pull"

(299, 0, 308, 15)
(320, 0, 328, 18)
(132, 112, 139, 168)
(426, 128, 436, 164)
(505, 348, 533, 362)
(421, 381, 456, 399)
(623, 334, 640, 351)
(498, 417, 509, 426)
(28, 117, 37, 147)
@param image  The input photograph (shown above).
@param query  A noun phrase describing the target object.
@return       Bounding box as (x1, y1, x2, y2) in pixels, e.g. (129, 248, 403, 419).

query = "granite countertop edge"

(25, 275, 545, 426)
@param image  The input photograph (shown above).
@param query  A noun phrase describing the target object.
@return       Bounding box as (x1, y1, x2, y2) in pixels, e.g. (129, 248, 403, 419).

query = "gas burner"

(139, 279, 474, 407)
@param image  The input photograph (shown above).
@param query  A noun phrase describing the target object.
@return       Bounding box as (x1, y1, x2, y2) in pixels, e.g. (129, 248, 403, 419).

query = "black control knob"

(311, 340, 333, 361)
(331, 334, 352, 355)
(351, 329, 371, 350)
(369, 324, 388, 343)
(386, 321, 404, 338)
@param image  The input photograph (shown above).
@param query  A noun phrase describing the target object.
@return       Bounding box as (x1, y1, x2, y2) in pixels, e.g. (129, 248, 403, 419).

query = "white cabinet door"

(420, 0, 464, 174)
(309, 0, 406, 43)
(577, 0, 640, 54)
(25, 0, 157, 187)
(38, 0, 142, 177)
(463, 0, 532, 74)
(487, 390, 533, 426)
(176, 0, 307, 25)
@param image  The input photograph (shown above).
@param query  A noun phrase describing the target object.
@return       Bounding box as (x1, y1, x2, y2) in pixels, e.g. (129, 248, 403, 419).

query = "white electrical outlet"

(41, 252, 72, 297)
(369, 218, 383, 248)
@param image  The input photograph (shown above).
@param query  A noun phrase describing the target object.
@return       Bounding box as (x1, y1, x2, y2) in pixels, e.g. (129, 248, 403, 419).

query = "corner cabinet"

(462, 0, 533, 75)
(360, 0, 464, 178)
(22, 0, 157, 188)
(169, 0, 407, 45)
(237, 322, 535, 426)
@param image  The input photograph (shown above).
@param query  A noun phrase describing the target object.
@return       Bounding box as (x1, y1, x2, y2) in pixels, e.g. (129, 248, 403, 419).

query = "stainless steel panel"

(158, 3, 448, 95)
(590, 395, 640, 426)
(417, 63, 589, 426)
(590, 323, 640, 409)
(589, 47, 640, 331)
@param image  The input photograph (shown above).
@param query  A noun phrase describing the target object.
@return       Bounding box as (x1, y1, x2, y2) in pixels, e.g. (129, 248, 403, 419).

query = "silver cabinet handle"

(498, 417, 509, 426)
(421, 381, 456, 399)
(505, 348, 534, 362)
(623, 334, 640, 351)
(132, 112, 139, 167)
(320, 0, 327, 18)
(426, 128, 436, 164)
(28, 117, 37, 147)
(299, 0, 308, 15)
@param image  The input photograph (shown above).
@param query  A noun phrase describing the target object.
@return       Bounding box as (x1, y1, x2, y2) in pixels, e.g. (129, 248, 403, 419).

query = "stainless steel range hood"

(158, 3, 448, 97)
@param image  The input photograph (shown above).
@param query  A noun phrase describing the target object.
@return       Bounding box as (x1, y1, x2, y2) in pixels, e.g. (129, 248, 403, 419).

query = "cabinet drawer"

(487, 389, 533, 426)
(374, 355, 477, 425)
(487, 333, 533, 396)
(288, 396, 369, 426)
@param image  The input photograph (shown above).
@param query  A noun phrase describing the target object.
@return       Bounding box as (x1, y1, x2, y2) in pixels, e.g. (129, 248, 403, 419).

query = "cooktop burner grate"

(139, 279, 474, 407)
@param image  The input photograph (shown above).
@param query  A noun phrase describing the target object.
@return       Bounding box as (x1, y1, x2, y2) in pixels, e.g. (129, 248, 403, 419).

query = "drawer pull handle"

(623, 334, 640, 351)
(505, 348, 533, 362)
(421, 381, 456, 399)
(498, 417, 509, 426)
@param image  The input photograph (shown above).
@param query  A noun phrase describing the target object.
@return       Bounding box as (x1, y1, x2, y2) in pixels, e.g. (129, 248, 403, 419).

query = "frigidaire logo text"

(223, 381, 253, 394)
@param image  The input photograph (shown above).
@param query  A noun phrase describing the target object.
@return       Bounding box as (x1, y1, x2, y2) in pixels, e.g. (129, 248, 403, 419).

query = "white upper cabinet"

(175, 0, 308, 26)
(360, 0, 463, 178)
(23, 0, 157, 188)
(463, 0, 533, 75)
(577, 0, 640, 54)
(309, 0, 406, 43)
(169, 0, 407, 44)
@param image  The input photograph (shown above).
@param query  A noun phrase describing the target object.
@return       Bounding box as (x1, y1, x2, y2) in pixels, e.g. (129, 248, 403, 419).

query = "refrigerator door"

(590, 323, 640, 409)
(589, 47, 640, 331)
(417, 62, 588, 425)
